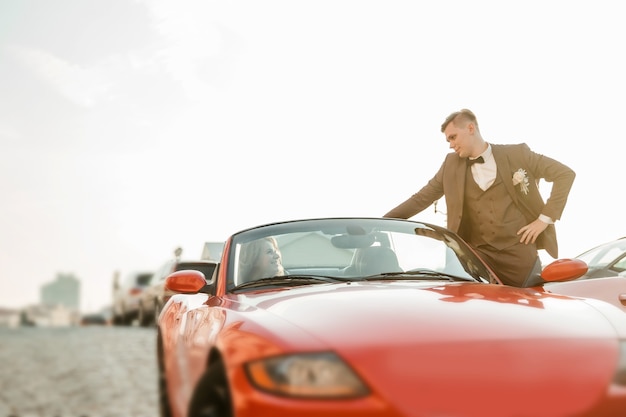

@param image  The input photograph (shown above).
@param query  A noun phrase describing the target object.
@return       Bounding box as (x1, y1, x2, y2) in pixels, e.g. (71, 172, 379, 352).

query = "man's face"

(444, 122, 474, 158)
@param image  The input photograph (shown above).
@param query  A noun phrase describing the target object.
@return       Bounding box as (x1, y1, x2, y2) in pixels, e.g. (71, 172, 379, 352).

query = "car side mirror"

(541, 258, 588, 282)
(165, 269, 212, 294)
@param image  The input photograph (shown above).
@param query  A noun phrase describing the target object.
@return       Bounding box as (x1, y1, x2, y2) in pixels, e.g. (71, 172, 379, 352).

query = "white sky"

(1, 0, 624, 312)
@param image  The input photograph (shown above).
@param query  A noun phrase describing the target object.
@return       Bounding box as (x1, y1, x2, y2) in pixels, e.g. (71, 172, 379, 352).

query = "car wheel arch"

(188, 354, 232, 417)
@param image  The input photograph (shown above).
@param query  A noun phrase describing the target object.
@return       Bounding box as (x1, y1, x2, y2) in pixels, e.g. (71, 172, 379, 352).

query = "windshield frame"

(226, 218, 497, 292)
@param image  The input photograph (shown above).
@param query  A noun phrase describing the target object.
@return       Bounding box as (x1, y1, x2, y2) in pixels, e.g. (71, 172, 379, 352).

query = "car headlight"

(245, 352, 369, 398)
(615, 341, 626, 386)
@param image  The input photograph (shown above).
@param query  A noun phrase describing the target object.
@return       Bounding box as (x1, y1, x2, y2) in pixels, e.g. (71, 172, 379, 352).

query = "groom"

(384, 109, 575, 287)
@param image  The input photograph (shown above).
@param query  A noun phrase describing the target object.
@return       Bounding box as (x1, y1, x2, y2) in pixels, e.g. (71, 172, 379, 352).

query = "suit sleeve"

(383, 159, 447, 219)
(524, 144, 575, 221)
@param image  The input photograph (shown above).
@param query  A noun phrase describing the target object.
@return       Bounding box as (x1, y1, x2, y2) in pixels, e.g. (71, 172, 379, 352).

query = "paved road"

(0, 326, 159, 417)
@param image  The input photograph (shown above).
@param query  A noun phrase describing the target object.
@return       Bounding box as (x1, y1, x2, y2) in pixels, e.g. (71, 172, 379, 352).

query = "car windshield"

(227, 218, 495, 291)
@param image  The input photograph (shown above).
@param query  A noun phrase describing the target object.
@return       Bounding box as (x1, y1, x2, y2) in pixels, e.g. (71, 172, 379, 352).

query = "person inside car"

(238, 236, 285, 284)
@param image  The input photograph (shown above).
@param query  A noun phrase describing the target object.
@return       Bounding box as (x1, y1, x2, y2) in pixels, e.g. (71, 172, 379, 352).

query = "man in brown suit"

(384, 109, 575, 287)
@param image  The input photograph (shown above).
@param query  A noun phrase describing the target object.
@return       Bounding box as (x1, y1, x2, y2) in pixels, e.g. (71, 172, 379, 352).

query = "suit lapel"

(492, 145, 519, 205)
(455, 155, 467, 204)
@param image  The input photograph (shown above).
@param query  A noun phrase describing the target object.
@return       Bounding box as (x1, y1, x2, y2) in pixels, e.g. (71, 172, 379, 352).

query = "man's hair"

(441, 109, 479, 133)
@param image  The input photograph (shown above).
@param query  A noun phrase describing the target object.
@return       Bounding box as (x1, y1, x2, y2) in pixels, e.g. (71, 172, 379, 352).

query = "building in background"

(27, 273, 82, 327)
(41, 273, 80, 311)
(0, 273, 82, 327)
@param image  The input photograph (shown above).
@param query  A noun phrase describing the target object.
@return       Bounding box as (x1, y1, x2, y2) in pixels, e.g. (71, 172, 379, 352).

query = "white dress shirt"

(469, 144, 496, 191)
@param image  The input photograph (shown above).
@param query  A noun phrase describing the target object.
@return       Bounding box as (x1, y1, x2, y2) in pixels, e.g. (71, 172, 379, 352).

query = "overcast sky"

(1, 0, 624, 312)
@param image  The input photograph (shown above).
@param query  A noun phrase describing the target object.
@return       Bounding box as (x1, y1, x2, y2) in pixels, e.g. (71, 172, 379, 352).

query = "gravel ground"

(0, 326, 159, 417)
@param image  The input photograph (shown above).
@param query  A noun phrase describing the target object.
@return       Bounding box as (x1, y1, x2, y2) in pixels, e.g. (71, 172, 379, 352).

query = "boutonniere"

(512, 168, 529, 195)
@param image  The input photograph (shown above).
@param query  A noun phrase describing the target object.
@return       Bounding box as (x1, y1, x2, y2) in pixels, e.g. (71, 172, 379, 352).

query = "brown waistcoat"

(460, 170, 527, 250)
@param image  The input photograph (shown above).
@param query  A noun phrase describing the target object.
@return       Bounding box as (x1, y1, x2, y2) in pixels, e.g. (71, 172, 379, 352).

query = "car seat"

(355, 246, 402, 276)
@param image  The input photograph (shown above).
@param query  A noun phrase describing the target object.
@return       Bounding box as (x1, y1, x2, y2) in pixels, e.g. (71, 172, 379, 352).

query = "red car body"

(545, 275, 626, 314)
(157, 218, 626, 417)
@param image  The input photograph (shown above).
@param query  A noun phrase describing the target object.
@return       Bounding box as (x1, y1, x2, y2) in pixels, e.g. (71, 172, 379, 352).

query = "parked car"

(138, 258, 218, 327)
(201, 241, 225, 261)
(543, 236, 626, 313)
(111, 271, 153, 326)
(80, 306, 112, 326)
(157, 217, 626, 417)
(574, 236, 626, 278)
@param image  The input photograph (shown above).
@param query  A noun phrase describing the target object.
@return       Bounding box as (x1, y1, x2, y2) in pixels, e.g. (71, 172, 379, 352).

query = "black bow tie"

(467, 156, 484, 166)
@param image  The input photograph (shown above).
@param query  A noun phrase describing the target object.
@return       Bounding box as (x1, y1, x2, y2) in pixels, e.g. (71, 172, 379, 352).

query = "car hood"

(226, 281, 625, 417)
(233, 281, 622, 343)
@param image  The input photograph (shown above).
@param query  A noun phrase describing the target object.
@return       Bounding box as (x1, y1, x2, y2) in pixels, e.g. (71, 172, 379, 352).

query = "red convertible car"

(157, 218, 626, 417)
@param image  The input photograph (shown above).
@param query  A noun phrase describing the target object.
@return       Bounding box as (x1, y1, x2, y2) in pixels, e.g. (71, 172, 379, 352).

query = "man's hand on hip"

(517, 219, 549, 245)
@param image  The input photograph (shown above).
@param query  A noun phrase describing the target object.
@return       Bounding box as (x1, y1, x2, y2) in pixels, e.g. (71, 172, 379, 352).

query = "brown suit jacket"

(384, 143, 575, 258)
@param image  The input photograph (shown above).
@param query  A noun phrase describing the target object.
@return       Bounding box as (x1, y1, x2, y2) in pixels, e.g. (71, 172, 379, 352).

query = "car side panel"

(545, 276, 626, 313)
